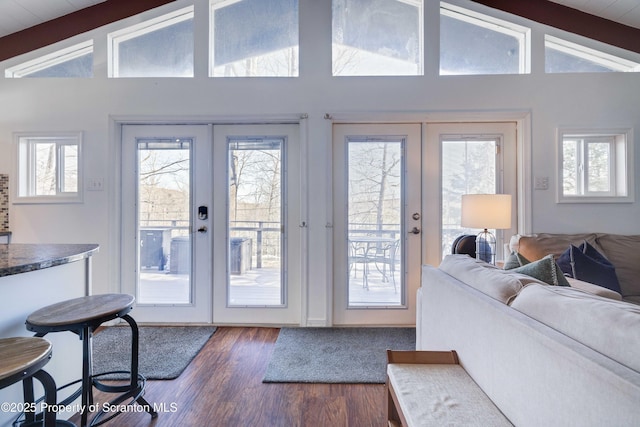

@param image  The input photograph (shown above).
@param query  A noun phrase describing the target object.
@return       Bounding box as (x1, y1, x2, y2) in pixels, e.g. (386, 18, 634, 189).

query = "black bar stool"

(25, 294, 157, 427)
(0, 336, 73, 427)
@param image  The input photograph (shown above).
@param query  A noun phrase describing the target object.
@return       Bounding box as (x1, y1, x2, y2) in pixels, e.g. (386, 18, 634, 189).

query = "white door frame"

(212, 124, 303, 325)
(424, 121, 519, 267)
(332, 123, 422, 326)
(120, 124, 213, 323)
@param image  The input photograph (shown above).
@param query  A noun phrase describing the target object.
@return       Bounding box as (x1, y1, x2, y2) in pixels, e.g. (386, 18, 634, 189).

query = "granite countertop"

(0, 244, 99, 278)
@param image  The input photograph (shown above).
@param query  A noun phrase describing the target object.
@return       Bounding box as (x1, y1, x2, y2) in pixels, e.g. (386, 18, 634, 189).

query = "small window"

(5, 41, 93, 78)
(558, 129, 633, 203)
(332, 0, 423, 76)
(545, 35, 640, 73)
(15, 132, 83, 203)
(211, 0, 299, 77)
(440, 3, 530, 75)
(109, 7, 194, 78)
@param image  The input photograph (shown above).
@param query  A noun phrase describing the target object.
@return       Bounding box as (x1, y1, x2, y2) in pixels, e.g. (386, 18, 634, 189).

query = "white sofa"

(417, 255, 640, 426)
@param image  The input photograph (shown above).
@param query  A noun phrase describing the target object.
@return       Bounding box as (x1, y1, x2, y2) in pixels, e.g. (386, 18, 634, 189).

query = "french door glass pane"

(137, 139, 191, 304)
(441, 139, 497, 258)
(228, 138, 284, 306)
(347, 139, 402, 307)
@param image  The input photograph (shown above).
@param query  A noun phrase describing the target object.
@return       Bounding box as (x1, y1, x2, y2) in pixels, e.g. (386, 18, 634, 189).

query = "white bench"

(386, 350, 512, 427)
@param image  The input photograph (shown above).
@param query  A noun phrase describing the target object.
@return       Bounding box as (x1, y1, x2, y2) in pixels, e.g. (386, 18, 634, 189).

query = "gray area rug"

(263, 327, 416, 384)
(92, 326, 216, 380)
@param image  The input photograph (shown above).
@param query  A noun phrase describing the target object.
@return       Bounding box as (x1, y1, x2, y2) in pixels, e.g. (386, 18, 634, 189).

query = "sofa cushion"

(557, 243, 622, 294)
(565, 277, 622, 301)
(439, 255, 542, 304)
(516, 233, 601, 261)
(512, 284, 640, 373)
(509, 254, 570, 287)
(596, 234, 640, 297)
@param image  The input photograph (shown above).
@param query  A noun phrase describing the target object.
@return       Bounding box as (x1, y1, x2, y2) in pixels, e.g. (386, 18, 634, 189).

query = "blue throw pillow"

(580, 241, 612, 266)
(557, 246, 574, 276)
(557, 242, 621, 293)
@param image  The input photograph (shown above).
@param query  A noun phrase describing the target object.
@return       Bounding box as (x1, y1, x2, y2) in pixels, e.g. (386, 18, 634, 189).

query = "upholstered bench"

(386, 350, 511, 427)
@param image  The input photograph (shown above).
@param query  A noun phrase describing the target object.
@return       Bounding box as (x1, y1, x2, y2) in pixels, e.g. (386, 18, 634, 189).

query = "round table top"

(26, 294, 135, 331)
(0, 337, 52, 382)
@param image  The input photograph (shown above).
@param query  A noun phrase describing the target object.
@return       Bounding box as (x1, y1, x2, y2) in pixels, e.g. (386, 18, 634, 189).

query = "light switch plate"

(534, 176, 549, 190)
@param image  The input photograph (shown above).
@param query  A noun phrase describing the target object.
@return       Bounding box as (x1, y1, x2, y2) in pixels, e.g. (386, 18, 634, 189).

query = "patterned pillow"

(510, 254, 570, 287)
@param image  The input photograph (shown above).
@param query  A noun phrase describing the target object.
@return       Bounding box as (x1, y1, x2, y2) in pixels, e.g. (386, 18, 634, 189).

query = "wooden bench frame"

(386, 350, 460, 427)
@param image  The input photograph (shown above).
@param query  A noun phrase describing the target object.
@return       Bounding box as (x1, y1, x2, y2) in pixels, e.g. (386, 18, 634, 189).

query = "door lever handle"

(197, 226, 208, 233)
(408, 227, 420, 235)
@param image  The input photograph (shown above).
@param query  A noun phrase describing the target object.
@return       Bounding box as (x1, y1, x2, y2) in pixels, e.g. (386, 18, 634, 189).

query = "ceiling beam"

(0, 0, 177, 62)
(472, 0, 640, 55)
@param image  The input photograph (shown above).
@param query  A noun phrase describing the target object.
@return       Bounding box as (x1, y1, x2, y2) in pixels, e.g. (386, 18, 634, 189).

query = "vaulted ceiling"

(0, 0, 639, 62)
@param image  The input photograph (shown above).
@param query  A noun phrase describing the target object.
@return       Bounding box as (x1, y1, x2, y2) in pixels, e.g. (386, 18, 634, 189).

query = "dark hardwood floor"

(69, 327, 386, 427)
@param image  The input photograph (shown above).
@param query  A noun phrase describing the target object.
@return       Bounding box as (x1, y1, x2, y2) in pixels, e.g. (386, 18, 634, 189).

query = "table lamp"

(461, 194, 512, 264)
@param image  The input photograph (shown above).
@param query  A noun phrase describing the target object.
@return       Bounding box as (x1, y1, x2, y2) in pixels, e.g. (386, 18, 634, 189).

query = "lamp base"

(476, 229, 496, 264)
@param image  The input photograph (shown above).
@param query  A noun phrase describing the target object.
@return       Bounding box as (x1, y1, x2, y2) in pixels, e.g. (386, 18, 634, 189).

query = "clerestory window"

(210, 0, 299, 77)
(440, 3, 530, 75)
(108, 7, 194, 78)
(545, 35, 640, 73)
(4, 41, 93, 78)
(332, 0, 423, 76)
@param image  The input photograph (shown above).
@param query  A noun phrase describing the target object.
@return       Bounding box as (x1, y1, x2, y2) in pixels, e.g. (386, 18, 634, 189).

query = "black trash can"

(230, 237, 252, 275)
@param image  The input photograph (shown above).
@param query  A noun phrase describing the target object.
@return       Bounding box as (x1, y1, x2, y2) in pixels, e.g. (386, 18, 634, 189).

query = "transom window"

(15, 132, 83, 203)
(4, 41, 93, 78)
(210, 0, 299, 77)
(108, 6, 194, 78)
(440, 3, 529, 75)
(545, 35, 640, 73)
(558, 129, 633, 203)
(332, 0, 423, 76)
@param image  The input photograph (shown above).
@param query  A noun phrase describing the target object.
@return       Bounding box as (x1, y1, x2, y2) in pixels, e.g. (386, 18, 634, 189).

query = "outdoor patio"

(138, 265, 401, 307)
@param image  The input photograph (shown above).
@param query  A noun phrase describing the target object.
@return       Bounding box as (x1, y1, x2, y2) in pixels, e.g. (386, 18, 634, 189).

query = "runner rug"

(262, 327, 416, 384)
(92, 326, 217, 380)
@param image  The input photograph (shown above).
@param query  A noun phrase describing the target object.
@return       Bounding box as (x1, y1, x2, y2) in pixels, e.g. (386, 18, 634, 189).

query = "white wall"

(0, 0, 639, 325)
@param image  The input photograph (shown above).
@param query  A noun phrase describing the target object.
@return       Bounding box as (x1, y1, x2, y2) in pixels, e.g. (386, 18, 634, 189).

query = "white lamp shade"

(461, 194, 512, 229)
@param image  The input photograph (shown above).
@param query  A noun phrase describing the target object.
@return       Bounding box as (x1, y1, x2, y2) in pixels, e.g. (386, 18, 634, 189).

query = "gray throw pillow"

(503, 251, 531, 270)
(510, 254, 570, 286)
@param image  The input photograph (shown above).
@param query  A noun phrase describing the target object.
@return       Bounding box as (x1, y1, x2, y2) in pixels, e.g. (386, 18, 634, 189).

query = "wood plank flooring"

(69, 327, 386, 427)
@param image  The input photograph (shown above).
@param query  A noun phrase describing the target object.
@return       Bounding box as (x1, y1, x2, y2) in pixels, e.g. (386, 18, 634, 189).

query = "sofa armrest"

(565, 277, 622, 301)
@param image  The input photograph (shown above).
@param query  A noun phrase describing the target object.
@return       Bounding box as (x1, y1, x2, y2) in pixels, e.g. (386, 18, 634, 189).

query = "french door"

(424, 122, 518, 267)
(212, 124, 301, 325)
(121, 125, 212, 323)
(121, 123, 301, 325)
(332, 124, 422, 325)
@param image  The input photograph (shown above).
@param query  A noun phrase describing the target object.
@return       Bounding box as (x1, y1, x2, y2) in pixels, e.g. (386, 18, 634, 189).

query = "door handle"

(197, 226, 208, 233)
(408, 227, 420, 235)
